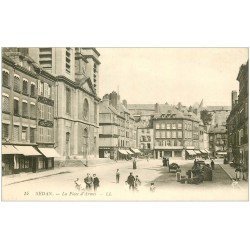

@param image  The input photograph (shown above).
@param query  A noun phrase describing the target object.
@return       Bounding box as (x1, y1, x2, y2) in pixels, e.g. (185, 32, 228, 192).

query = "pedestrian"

(116, 169, 120, 183)
(133, 158, 137, 169)
(134, 175, 141, 191)
(84, 173, 93, 190)
(162, 157, 166, 166)
(235, 166, 241, 181)
(166, 157, 169, 167)
(150, 183, 156, 192)
(93, 174, 100, 192)
(211, 159, 215, 170)
(126, 172, 135, 191)
(74, 178, 81, 191)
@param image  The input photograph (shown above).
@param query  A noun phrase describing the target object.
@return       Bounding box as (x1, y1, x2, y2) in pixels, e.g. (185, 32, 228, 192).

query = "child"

(150, 183, 156, 192)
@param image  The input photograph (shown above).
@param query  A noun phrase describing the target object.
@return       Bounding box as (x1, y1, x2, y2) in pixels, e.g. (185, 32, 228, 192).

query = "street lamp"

(86, 140, 88, 167)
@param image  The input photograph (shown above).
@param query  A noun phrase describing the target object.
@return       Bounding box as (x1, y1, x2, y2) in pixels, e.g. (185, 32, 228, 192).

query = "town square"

(1, 48, 249, 201)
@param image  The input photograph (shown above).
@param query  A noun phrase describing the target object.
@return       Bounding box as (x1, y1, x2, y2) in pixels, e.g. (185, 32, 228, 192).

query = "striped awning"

(118, 150, 128, 155)
(194, 150, 202, 154)
(38, 148, 61, 158)
(200, 150, 207, 154)
(186, 150, 196, 156)
(126, 150, 134, 155)
(14, 146, 42, 156)
(131, 148, 141, 154)
(204, 149, 211, 154)
(2, 145, 22, 155)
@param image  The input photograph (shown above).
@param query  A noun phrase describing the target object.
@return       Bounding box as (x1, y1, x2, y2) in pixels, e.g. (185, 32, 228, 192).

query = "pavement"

(2, 158, 248, 201)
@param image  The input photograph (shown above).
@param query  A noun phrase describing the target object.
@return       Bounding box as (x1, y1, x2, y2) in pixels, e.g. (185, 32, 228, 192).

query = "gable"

(79, 77, 96, 96)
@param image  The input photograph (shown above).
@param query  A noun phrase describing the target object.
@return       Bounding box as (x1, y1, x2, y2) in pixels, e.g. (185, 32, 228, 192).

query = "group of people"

(162, 157, 169, 167)
(74, 173, 100, 192)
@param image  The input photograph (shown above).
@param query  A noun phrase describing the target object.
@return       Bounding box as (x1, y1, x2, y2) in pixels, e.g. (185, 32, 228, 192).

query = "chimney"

(122, 99, 128, 108)
(155, 103, 160, 113)
(109, 91, 118, 109)
(231, 91, 238, 108)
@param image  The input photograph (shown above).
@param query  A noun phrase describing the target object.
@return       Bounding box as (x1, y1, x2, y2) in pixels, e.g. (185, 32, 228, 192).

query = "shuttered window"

(2, 95, 9, 113)
(2, 123, 9, 139)
(14, 126, 19, 141)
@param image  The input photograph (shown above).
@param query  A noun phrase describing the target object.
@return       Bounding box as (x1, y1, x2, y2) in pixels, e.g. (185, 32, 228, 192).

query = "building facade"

(28, 48, 100, 160)
(2, 49, 60, 175)
(208, 125, 227, 157)
(99, 92, 138, 160)
(227, 61, 248, 169)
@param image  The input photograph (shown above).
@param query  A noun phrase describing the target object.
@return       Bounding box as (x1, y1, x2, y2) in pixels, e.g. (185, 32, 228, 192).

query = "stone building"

(208, 125, 227, 157)
(2, 49, 60, 175)
(99, 92, 138, 160)
(227, 60, 248, 169)
(28, 48, 100, 160)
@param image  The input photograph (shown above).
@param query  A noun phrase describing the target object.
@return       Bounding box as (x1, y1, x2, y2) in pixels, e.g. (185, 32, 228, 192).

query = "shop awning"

(38, 148, 61, 158)
(204, 149, 211, 154)
(14, 146, 42, 156)
(2, 145, 22, 155)
(217, 152, 227, 155)
(126, 150, 134, 155)
(186, 150, 196, 156)
(194, 150, 202, 154)
(131, 148, 141, 154)
(200, 150, 207, 154)
(118, 149, 128, 155)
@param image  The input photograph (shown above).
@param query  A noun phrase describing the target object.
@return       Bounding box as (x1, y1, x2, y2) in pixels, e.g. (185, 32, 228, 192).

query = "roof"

(204, 106, 231, 112)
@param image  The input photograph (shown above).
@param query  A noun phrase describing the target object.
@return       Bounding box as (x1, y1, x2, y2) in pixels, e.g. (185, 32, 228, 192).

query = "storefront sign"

(38, 120, 53, 127)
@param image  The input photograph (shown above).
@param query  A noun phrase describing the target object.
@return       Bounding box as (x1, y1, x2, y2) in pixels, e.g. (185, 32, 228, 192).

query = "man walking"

(84, 173, 93, 190)
(211, 159, 215, 170)
(126, 172, 135, 191)
(93, 174, 100, 192)
(116, 169, 120, 183)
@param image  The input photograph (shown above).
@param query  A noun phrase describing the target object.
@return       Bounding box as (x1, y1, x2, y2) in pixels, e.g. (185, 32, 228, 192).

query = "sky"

(98, 48, 248, 107)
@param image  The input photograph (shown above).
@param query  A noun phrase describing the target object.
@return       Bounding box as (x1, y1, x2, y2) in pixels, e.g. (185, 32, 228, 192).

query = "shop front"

(118, 149, 128, 160)
(2, 145, 42, 175)
(186, 150, 196, 160)
(38, 148, 61, 171)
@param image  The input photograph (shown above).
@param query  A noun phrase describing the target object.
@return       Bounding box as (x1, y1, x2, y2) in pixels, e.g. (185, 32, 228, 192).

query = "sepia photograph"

(1, 47, 249, 201)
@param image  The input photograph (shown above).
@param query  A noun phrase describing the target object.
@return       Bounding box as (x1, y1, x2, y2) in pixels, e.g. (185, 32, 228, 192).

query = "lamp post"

(86, 140, 88, 167)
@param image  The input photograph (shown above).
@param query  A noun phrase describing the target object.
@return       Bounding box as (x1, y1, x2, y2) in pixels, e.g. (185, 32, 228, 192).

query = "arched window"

(2, 70, 9, 87)
(14, 75, 20, 92)
(83, 99, 89, 121)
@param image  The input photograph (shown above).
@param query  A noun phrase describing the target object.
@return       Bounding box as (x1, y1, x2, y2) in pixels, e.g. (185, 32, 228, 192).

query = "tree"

(200, 110, 213, 125)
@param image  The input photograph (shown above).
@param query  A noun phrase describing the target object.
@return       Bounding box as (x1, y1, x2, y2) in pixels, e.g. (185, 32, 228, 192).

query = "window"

(156, 123, 160, 129)
(2, 94, 10, 113)
(172, 124, 176, 129)
(66, 88, 71, 114)
(22, 79, 28, 95)
(2, 70, 9, 87)
(38, 103, 44, 119)
(14, 125, 19, 141)
(161, 123, 165, 129)
(66, 48, 71, 73)
(161, 131, 165, 138)
(38, 127, 44, 142)
(172, 131, 177, 138)
(39, 48, 52, 70)
(156, 131, 160, 138)
(94, 102, 97, 123)
(2, 123, 9, 140)
(178, 131, 183, 138)
(22, 101, 28, 117)
(166, 131, 171, 138)
(22, 126, 27, 141)
(48, 106, 52, 120)
(44, 83, 48, 98)
(48, 85, 51, 98)
(14, 75, 20, 92)
(178, 123, 182, 129)
(38, 81, 44, 96)
(83, 98, 89, 120)
(14, 98, 19, 115)
(30, 128, 35, 143)
(166, 124, 171, 129)
(31, 83, 36, 97)
(30, 103, 36, 118)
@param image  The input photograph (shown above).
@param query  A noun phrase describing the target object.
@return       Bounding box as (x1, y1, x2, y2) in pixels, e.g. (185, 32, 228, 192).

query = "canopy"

(194, 150, 202, 154)
(200, 150, 207, 154)
(131, 148, 141, 154)
(126, 150, 134, 155)
(14, 146, 41, 156)
(186, 150, 196, 156)
(204, 149, 211, 154)
(2, 145, 22, 155)
(38, 148, 61, 158)
(118, 149, 128, 155)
